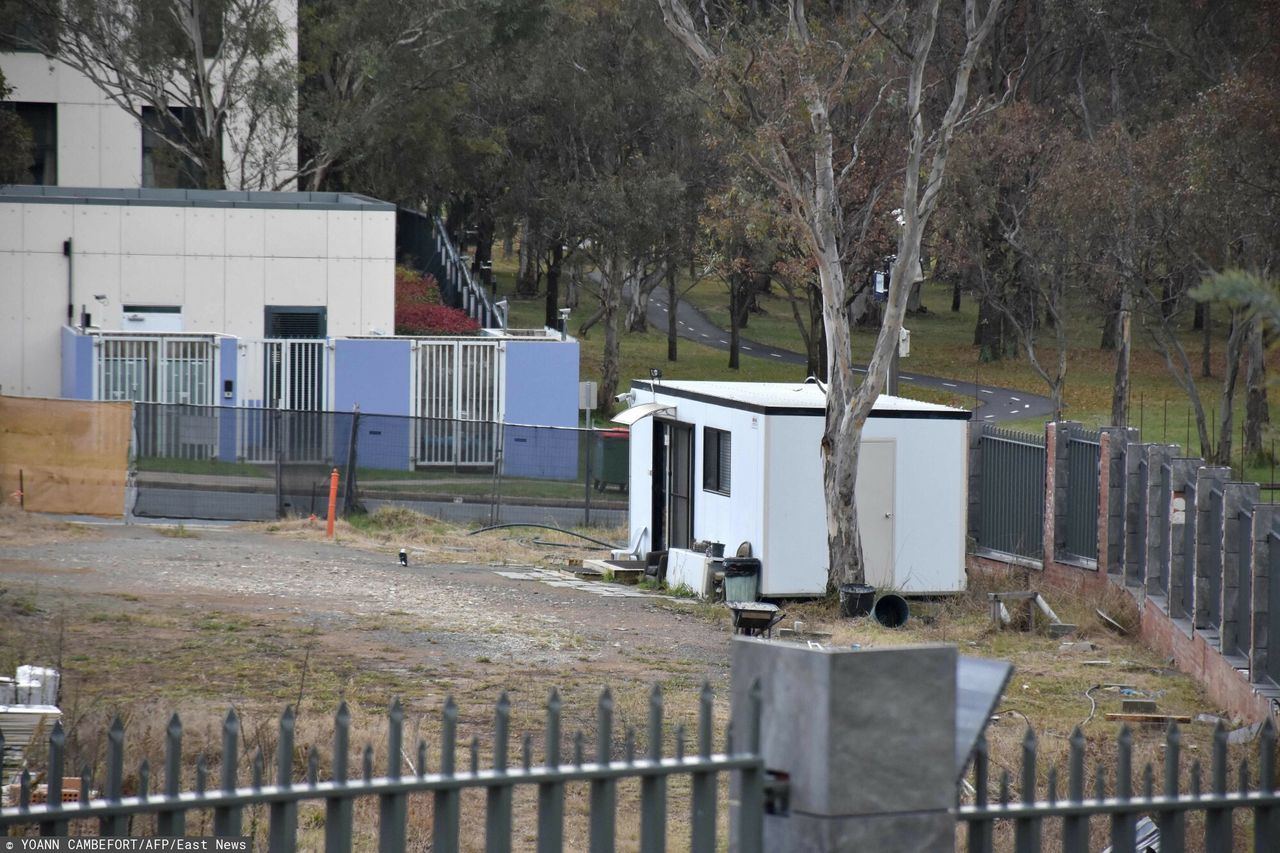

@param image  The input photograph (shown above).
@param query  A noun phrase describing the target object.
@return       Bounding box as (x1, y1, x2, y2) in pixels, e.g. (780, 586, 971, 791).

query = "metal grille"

(93, 334, 217, 405)
(234, 339, 330, 411)
(1200, 487, 1224, 631)
(1063, 431, 1100, 561)
(961, 721, 1279, 853)
(1176, 478, 1196, 620)
(977, 427, 1045, 560)
(412, 339, 503, 466)
(0, 686, 766, 853)
(1230, 508, 1254, 659)
(1269, 529, 1280, 686)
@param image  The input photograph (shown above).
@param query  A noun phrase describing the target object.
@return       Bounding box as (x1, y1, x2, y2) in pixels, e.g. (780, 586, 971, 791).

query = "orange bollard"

(326, 467, 339, 538)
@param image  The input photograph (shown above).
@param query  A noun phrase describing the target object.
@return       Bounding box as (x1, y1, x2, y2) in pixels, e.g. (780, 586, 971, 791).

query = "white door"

(855, 439, 895, 588)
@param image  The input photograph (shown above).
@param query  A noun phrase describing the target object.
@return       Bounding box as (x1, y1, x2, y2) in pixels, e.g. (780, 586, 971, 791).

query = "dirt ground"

(0, 510, 1268, 850)
(0, 513, 739, 849)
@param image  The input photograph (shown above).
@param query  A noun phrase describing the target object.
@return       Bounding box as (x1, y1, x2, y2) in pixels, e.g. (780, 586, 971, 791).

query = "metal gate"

(93, 334, 218, 405)
(1063, 430, 1101, 561)
(411, 339, 503, 466)
(977, 427, 1045, 559)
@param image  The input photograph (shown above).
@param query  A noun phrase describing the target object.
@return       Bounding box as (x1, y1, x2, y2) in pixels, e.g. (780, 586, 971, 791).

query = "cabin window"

(702, 427, 731, 496)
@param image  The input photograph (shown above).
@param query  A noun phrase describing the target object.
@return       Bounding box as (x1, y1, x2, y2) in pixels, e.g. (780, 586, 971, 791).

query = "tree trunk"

(906, 277, 925, 313)
(516, 221, 541, 297)
(598, 254, 623, 411)
(1110, 287, 1131, 427)
(951, 278, 961, 312)
(1099, 290, 1120, 350)
(472, 214, 495, 286)
(543, 241, 563, 328)
(1245, 317, 1268, 462)
(1201, 303, 1212, 378)
(667, 265, 678, 362)
(974, 294, 1007, 362)
(728, 273, 742, 370)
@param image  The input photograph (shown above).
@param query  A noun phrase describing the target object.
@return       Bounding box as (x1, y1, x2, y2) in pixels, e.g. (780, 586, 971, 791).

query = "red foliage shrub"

(395, 302, 481, 336)
(395, 266, 442, 305)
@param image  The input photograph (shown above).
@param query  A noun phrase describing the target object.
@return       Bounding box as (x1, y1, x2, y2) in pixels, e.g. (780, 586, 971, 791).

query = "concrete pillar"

(1044, 421, 1079, 564)
(1167, 458, 1203, 622)
(1193, 466, 1231, 631)
(1098, 427, 1138, 577)
(966, 422, 984, 548)
(730, 639, 958, 851)
(1220, 483, 1260, 658)
(1123, 442, 1152, 588)
(1249, 505, 1280, 685)
(1144, 445, 1179, 597)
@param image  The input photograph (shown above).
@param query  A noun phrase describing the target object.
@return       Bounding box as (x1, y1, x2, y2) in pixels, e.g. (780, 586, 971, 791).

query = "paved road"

(644, 288, 1054, 423)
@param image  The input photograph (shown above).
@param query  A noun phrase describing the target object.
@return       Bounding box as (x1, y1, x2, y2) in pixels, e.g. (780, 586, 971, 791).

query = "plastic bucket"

(708, 542, 726, 558)
(838, 583, 876, 618)
(872, 593, 910, 628)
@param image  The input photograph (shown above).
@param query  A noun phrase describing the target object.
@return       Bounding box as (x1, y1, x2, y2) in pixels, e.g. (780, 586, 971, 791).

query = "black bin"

(839, 583, 876, 618)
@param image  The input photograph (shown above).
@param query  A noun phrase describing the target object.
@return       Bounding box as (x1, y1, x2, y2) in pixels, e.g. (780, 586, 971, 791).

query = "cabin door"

(652, 420, 693, 551)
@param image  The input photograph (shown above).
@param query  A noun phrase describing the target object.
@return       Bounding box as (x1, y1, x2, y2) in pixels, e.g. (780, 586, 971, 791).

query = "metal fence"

(1063, 430, 1100, 562)
(131, 403, 628, 528)
(961, 720, 1279, 853)
(977, 427, 1046, 560)
(0, 686, 765, 852)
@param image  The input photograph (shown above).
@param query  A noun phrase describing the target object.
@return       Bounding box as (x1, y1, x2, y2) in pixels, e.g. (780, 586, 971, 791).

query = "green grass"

(136, 456, 272, 477)
(493, 245, 1275, 480)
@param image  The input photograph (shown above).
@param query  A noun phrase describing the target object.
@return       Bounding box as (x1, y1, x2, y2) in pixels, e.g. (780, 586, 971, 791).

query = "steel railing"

(961, 719, 1279, 853)
(1, 684, 766, 853)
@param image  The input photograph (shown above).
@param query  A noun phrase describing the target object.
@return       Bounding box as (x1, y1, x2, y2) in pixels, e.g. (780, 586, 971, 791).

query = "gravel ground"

(0, 519, 734, 699)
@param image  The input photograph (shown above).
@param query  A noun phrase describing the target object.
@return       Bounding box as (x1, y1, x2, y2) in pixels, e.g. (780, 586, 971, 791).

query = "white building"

(1, 1, 298, 190)
(618, 380, 972, 597)
(0, 184, 396, 399)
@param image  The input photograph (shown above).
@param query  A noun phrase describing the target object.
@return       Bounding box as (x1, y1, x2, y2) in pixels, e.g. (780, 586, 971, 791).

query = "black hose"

(468, 522, 622, 550)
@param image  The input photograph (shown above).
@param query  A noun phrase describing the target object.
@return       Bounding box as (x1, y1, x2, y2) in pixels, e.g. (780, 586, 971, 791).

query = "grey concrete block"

(763, 809, 954, 853)
(731, 639, 957, 818)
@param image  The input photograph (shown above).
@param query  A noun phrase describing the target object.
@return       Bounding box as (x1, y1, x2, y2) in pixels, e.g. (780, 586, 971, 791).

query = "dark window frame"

(702, 426, 731, 496)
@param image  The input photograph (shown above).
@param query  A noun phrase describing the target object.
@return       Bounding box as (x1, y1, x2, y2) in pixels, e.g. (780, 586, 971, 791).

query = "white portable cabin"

(618, 380, 971, 597)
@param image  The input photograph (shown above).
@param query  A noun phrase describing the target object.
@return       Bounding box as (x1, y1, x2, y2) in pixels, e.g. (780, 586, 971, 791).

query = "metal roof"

(0, 185, 395, 212)
(630, 380, 970, 418)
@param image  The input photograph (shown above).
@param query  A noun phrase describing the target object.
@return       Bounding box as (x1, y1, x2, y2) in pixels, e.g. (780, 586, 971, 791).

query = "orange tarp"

(0, 395, 131, 517)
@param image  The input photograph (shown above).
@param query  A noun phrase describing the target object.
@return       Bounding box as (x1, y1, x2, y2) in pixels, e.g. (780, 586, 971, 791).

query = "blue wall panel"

(60, 328, 93, 399)
(502, 340, 580, 480)
(334, 340, 413, 472)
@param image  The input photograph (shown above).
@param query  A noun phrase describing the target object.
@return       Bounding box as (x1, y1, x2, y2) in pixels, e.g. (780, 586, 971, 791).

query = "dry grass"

(252, 505, 625, 569)
(0, 506, 100, 544)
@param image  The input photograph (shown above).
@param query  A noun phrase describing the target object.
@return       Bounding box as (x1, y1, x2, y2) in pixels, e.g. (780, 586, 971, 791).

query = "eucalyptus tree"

(10, 0, 295, 189)
(658, 0, 1006, 588)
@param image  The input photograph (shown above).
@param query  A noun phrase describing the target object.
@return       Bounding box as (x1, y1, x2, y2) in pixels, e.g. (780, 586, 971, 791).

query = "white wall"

(762, 414, 827, 595)
(624, 385, 969, 597)
(0, 53, 142, 186)
(864, 416, 968, 592)
(1, 0, 298, 190)
(0, 198, 395, 397)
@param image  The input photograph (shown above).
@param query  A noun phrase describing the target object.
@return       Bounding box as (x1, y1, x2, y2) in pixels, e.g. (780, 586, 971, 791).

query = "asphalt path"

(644, 287, 1054, 423)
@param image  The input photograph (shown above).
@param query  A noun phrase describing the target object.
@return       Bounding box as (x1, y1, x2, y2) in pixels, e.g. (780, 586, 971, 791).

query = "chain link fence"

(131, 403, 628, 528)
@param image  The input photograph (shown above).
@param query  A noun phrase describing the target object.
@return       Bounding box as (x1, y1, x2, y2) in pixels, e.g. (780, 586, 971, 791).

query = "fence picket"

(432, 697, 460, 853)
(537, 689, 564, 853)
(214, 710, 241, 837)
(485, 693, 513, 853)
(1161, 723, 1185, 853)
(1014, 728, 1037, 853)
(271, 706, 298, 853)
(326, 702, 353, 853)
(589, 688, 616, 853)
(690, 682, 716, 853)
(39, 721, 68, 837)
(1206, 723, 1230, 850)
(640, 685, 666, 853)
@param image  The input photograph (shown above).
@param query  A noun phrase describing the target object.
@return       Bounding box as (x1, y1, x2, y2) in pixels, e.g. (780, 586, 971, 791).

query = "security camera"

(615, 391, 636, 405)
